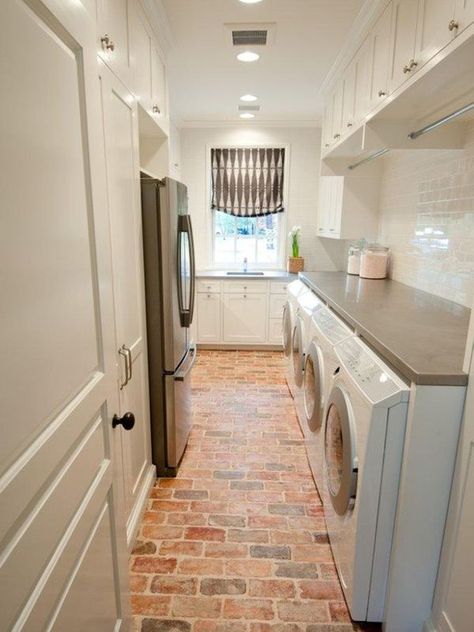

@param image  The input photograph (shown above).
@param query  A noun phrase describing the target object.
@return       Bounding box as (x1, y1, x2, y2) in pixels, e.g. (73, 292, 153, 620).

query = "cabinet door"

(317, 178, 330, 235)
(269, 295, 286, 319)
(322, 104, 333, 151)
(389, 0, 419, 92)
(269, 319, 284, 345)
(328, 178, 343, 237)
(129, 0, 152, 113)
(97, 0, 130, 82)
(342, 58, 357, 132)
(331, 81, 344, 144)
(353, 36, 372, 123)
(415, 0, 456, 68)
(0, 1, 130, 629)
(455, 0, 474, 28)
(223, 294, 267, 343)
(367, 4, 392, 112)
(152, 43, 167, 122)
(99, 67, 152, 541)
(197, 293, 221, 343)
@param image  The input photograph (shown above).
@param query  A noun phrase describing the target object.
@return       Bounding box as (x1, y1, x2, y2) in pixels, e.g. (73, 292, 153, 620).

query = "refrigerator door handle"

(177, 214, 195, 327)
(174, 345, 196, 382)
(188, 216, 196, 326)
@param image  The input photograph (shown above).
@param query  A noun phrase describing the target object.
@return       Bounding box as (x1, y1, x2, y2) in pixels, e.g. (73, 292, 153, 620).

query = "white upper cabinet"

(129, 1, 152, 113)
(152, 42, 168, 122)
(367, 3, 393, 112)
(455, 0, 474, 30)
(97, 0, 131, 82)
(341, 58, 357, 133)
(330, 81, 344, 144)
(415, 0, 457, 67)
(322, 104, 334, 150)
(389, 0, 420, 92)
(353, 36, 372, 124)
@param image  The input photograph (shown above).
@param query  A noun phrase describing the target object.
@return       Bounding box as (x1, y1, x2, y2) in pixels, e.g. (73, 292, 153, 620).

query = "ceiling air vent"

(238, 105, 260, 112)
(232, 29, 268, 46)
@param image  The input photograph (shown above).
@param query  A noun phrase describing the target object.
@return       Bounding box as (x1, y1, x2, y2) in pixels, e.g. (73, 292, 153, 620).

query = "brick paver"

(130, 350, 379, 631)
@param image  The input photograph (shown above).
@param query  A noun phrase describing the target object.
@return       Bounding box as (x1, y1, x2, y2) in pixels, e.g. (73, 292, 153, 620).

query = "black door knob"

(112, 412, 135, 430)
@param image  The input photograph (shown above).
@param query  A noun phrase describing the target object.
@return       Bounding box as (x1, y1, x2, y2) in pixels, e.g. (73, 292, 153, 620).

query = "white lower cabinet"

(196, 280, 287, 346)
(197, 293, 221, 343)
(223, 293, 267, 343)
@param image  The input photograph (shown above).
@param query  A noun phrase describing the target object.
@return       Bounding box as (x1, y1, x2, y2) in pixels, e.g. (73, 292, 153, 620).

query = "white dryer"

(283, 280, 310, 395)
(291, 289, 324, 417)
(302, 307, 353, 489)
(321, 336, 410, 622)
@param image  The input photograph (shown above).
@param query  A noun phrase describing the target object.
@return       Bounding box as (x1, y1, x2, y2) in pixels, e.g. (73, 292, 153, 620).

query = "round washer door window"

(303, 341, 324, 432)
(291, 317, 304, 388)
(324, 386, 358, 516)
(282, 303, 292, 357)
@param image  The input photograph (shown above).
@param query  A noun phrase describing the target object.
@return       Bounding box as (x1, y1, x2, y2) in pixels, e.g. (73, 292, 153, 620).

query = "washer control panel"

(313, 307, 353, 345)
(335, 337, 409, 402)
(299, 290, 324, 316)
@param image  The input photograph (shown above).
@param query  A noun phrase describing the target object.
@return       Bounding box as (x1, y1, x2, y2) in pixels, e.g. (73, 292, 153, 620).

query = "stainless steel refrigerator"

(140, 175, 196, 476)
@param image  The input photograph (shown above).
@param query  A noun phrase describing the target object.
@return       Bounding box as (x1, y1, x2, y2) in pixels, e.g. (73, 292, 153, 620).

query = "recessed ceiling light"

(240, 94, 258, 102)
(239, 0, 264, 3)
(240, 112, 255, 119)
(237, 51, 260, 62)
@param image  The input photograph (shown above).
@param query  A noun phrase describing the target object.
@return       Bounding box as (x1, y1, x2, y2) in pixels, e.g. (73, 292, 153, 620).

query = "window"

(210, 146, 286, 268)
(213, 210, 281, 266)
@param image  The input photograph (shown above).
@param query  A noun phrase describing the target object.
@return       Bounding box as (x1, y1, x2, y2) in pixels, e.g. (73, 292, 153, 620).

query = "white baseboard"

(197, 343, 283, 351)
(126, 464, 156, 551)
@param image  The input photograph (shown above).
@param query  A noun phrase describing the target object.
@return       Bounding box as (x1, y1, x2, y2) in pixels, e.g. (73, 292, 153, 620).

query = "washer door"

(291, 315, 304, 387)
(324, 386, 358, 516)
(303, 341, 324, 432)
(282, 302, 292, 357)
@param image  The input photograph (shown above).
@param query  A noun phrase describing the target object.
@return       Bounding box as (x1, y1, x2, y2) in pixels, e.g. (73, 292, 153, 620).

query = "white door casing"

(98, 63, 154, 547)
(0, 0, 130, 629)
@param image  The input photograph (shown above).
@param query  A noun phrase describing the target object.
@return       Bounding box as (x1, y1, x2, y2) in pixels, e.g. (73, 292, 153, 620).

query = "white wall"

(377, 123, 474, 307)
(180, 126, 347, 272)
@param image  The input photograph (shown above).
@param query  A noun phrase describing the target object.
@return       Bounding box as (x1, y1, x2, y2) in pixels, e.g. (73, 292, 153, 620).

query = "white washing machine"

(291, 290, 324, 418)
(283, 280, 310, 395)
(322, 336, 410, 622)
(302, 307, 353, 490)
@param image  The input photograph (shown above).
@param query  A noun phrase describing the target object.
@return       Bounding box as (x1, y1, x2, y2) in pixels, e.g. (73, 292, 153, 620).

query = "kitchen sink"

(226, 271, 265, 276)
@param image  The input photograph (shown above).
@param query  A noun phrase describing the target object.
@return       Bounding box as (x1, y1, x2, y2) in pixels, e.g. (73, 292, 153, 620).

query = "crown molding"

(178, 119, 321, 129)
(318, 0, 391, 98)
(139, 0, 174, 56)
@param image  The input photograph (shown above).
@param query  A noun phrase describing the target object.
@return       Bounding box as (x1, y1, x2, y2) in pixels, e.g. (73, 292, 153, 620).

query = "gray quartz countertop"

(299, 271, 470, 386)
(197, 270, 297, 281)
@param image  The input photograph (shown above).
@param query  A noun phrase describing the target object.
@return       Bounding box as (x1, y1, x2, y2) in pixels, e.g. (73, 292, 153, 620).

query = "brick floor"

(130, 350, 380, 631)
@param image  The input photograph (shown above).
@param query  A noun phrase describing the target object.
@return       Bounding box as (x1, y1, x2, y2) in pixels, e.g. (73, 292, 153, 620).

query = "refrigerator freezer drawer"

(164, 346, 196, 468)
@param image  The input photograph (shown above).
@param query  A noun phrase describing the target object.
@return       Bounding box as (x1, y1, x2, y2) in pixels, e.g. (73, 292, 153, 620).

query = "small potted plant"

(287, 226, 304, 273)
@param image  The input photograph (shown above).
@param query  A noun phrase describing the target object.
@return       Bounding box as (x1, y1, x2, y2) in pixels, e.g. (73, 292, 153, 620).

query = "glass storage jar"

(347, 244, 361, 275)
(359, 244, 389, 279)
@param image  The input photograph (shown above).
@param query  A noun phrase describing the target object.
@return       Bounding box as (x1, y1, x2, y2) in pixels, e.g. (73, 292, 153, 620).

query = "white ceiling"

(161, 0, 365, 126)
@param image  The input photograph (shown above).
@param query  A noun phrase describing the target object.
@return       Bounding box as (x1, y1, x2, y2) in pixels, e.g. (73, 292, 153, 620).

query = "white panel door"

(367, 3, 392, 112)
(341, 58, 357, 133)
(0, 0, 129, 629)
(223, 294, 267, 343)
(455, 0, 474, 28)
(353, 36, 372, 123)
(97, 0, 130, 83)
(330, 81, 344, 144)
(428, 313, 474, 632)
(129, 0, 152, 113)
(415, 0, 457, 68)
(152, 42, 167, 122)
(197, 293, 221, 343)
(99, 66, 153, 545)
(389, 0, 419, 92)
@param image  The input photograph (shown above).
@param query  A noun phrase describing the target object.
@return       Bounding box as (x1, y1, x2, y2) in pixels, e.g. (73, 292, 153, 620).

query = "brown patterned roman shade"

(211, 147, 285, 217)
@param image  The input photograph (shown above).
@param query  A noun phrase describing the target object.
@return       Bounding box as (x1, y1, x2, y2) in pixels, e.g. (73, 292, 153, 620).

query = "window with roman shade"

(211, 147, 285, 217)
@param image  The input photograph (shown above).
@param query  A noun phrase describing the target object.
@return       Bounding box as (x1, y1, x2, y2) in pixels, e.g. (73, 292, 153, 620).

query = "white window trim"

(205, 142, 290, 271)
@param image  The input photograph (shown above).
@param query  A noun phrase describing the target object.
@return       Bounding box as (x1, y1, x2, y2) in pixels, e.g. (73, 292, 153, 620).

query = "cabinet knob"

(244, 294, 247, 298)
(207, 294, 210, 298)
(346, 122, 353, 128)
(333, 133, 341, 140)
(448, 19, 459, 31)
(325, 143, 330, 147)
(153, 104, 161, 114)
(112, 412, 135, 431)
(378, 90, 387, 97)
(403, 64, 410, 74)
(101, 34, 115, 51)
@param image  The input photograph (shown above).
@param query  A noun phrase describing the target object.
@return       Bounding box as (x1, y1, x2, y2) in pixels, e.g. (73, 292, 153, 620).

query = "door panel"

(415, 0, 456, 67)
(97, 0, 130, 82)
(152, 42, 167, 121)
(129, 0, 152, 112)
(197, 293, 221, 343)
(0, 1, 129, 629)
(367, 3, 392, 111)
(223, 293, 267, 343)
(99, 67, 153, 537)
(455, 0, 474, 28)
(389, 0, 419, 92)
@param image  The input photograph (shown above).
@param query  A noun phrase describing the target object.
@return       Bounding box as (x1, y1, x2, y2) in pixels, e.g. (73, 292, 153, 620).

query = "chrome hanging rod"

(408, 102, 474, 139)
(347, 148, 390, 171)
